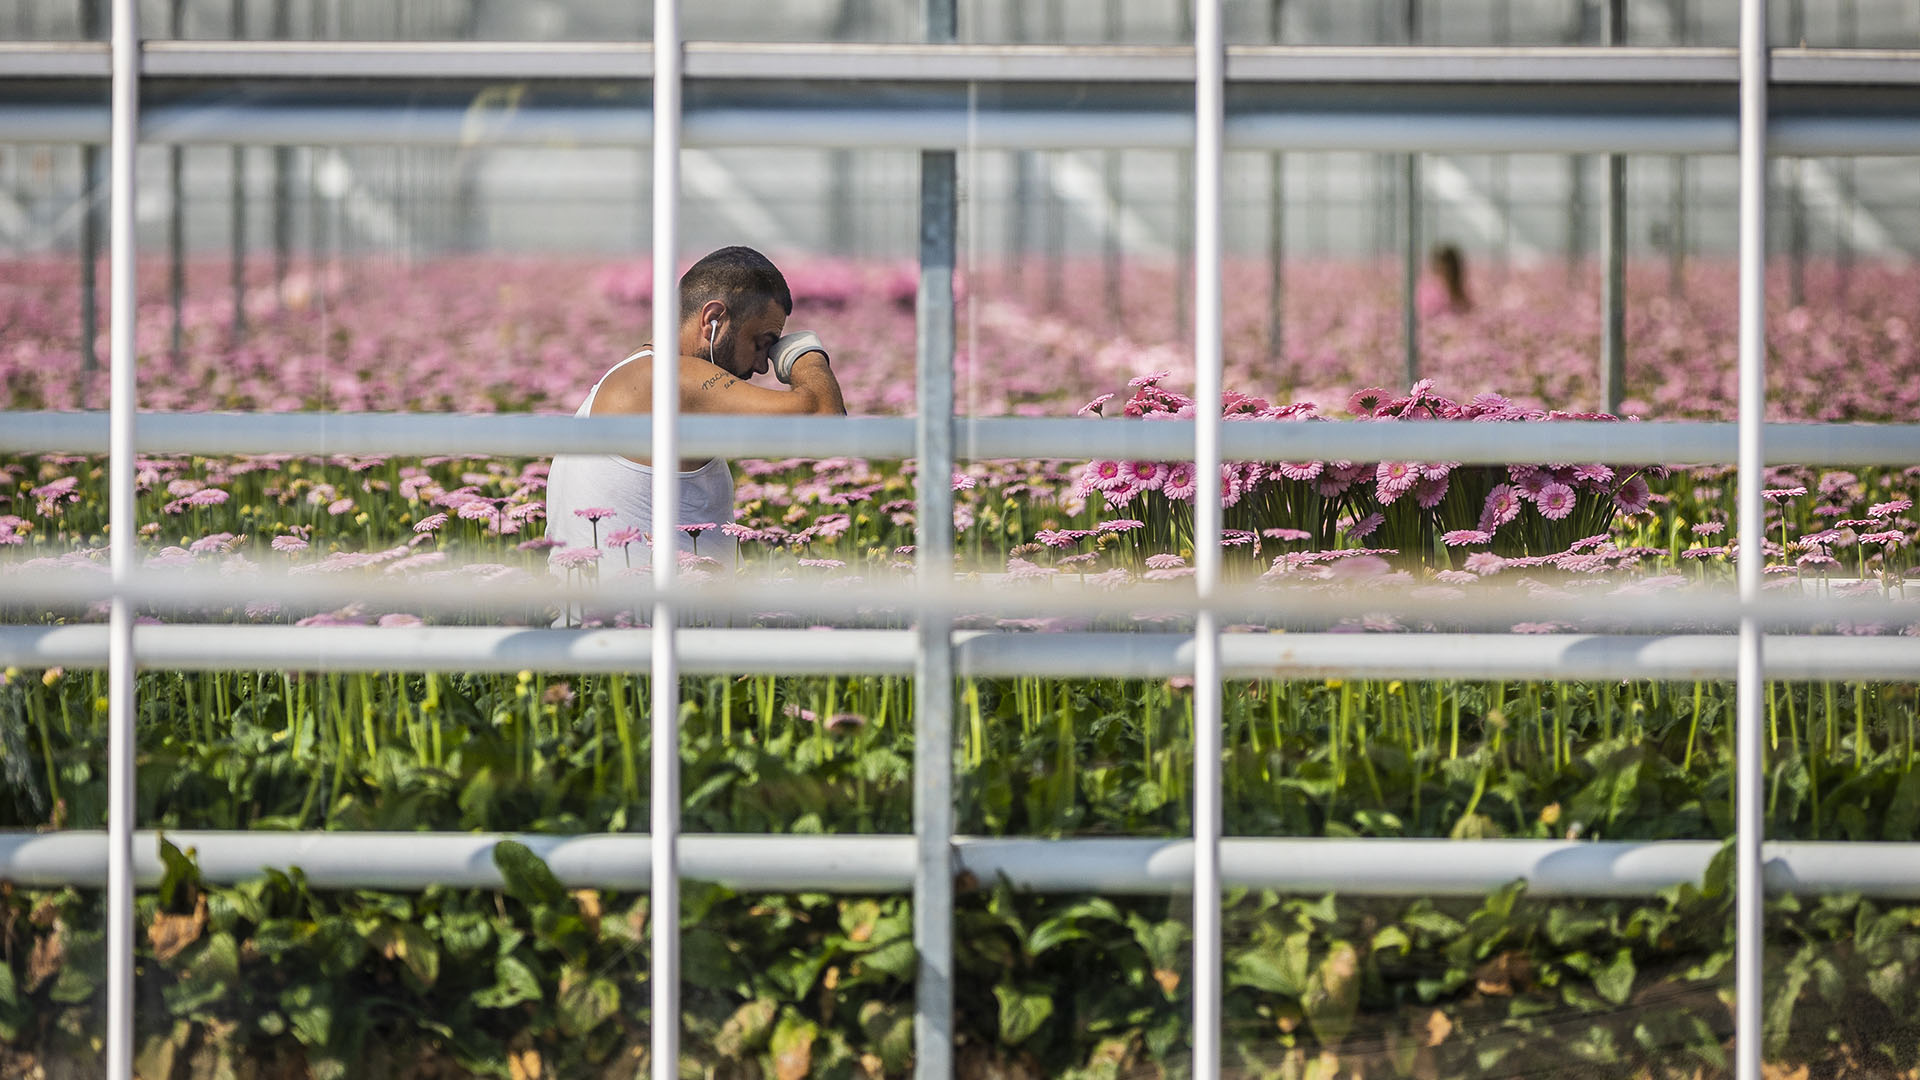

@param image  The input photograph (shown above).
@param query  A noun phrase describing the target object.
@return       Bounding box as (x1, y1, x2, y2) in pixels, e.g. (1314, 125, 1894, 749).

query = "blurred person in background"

(544, 246, 846, 581)
(1418, 243, 1474, 318)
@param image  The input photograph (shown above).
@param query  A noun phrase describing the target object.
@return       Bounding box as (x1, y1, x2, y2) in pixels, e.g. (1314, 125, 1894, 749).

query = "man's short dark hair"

(678, 246, 793, 323)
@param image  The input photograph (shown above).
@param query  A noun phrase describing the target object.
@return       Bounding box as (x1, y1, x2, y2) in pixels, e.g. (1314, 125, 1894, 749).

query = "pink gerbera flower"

(1536, 483, 1577, 520)
(1163, 464, 1198, 501)
(1077, 393, 1115, 416)
(1087, 460, 1128, 492)
(412, 512, 448, 533)
(1375, 461, 1418, 503)
(574, 506, 616, 521)
(1441, 529, 1491, 547)
(605, 526, 645, 547)
(1869, 498, 1912, 519)
(1348, 512, 1385, 539)
(1480, 484, 1521, 530)
(271, 534, 308, 553)
(1613, 475, 1652, 515)
(326, 497, 356, 516)
(1273, 461, 1323, 482)
(1122, 460, 1165, 490)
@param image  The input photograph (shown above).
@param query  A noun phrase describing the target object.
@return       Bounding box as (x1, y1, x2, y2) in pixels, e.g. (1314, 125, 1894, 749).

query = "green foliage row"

(5, 841, 1920, 1078)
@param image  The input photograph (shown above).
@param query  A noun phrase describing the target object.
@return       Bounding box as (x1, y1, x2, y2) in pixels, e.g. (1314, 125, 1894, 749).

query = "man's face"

(711, 297, 787, 379)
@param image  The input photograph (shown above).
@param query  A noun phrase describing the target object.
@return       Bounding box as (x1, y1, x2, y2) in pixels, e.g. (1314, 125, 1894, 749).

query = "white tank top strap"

(578, 347, 654, 415)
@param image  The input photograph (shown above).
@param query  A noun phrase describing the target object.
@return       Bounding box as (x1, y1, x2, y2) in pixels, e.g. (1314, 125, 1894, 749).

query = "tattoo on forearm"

(700, 372, 737, 391)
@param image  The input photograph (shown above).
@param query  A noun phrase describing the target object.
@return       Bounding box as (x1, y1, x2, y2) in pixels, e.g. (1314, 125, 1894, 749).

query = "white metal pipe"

(106, 0, 140, 1073)
(8, 563, 1920, 633)
(7, 625, 1920, 682)
(10, 410, 1920, 468)
(650, 0, 683, 1073)
(1735, 1, 1769, 1077)
(7, 831, 1920, 899)
(16, 40, 1920, 88)
(8, 99, 1920, 157)
(911, 11, 958, 1068)
(1193, 2, 1226, 1073)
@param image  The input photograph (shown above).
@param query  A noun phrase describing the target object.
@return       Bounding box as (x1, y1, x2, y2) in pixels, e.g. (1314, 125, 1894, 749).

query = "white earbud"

(707, 319, 718, 359)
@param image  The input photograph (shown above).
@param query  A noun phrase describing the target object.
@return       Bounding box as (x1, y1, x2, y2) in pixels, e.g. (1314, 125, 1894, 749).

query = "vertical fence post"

(914, 3, 958, 1076)
(1400, 0, 1419, 387)
(1601, 0, 1627, 413)
(649, 0, 683, 1075)
(1735, 1, 1769, 1078)
(1192, 0, 1225, 1074)
(105, 0, 140, 1073)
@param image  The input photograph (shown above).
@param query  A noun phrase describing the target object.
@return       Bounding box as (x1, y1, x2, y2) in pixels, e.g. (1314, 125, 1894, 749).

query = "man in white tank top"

(545, 247, 847, 597)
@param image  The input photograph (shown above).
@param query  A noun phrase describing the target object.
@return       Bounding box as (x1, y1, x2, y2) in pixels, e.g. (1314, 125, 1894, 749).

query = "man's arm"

(680, 354, 845, 416)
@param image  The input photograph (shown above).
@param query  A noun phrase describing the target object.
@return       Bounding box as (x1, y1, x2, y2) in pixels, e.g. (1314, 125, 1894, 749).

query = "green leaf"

(556, 971, 620, 1038)
(1764, 945, 1814, 1055)
(1229, 931, 1310, 996)
(714, 998, 777, 1058)
(1370, 926, 1411, 957)
(1302, 941, 1360, 1047)
(994, 983, 1055, 1046)
(769, 1013, 817, 1080)
(156, 835, 202, 912)
(471, 955, 542, 1010)
(1883, 767, 1920, 840)
(1592, 948, 1635, 1006)
(491, 841, 567, 908)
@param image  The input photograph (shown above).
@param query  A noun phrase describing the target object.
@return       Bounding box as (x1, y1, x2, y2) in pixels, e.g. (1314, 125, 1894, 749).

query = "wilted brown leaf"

(148, 894, 209, 964)
(773, 1028, 813, 1080)
(1475, 951, 1532, 996)
(25, 920, 64, 992)
(508, 1046, 543, 1080)
(1153, 968, 1181, 995)
(1417, 1007, 1453, 1048)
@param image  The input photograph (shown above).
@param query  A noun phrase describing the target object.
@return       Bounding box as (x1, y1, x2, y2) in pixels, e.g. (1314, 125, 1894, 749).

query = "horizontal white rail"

(1, 831, 1915, 898)
(13, 105, 1920, 156)
(8, 411, 1920, 466)
(4, 625, 1919, 681)
(9, 42, 1918, 86)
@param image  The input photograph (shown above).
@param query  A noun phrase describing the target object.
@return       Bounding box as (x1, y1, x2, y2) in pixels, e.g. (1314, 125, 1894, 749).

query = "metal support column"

(1669, 155, 1687, 298)
(78, 0, 103, 388)
(1101, 0, 1123, 325)
(914, 1, 958, 1073)
(1192, 0, 1226, 1074)
(1601, 0, 1627, 413)
(228, 0, 247, 342)
(166, 0, 184, 365)
(272, 0, 291, 312)
(80, 145, 102, 386)
(1734, 1, 1769, 1078)
(1400, 0, 1420, 386)
(649, 0, 683, 1075)
(1267, 0, 1286, 365)
(105, 0, 140, 1072)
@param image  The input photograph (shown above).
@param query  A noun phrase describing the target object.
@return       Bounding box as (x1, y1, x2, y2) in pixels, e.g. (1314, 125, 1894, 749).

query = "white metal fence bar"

(1735, 2, 1769, 1077)
(1193, 4, 1227, 1072)
(5, 624, 1918, 682)
(14, 41, 1920, 87)
(649, 0, 682, 1074)
(105, 0, 139, 1074)
(913, 0, 958, 1073)
(10, 411, 1920, 466)
(7, 832, 1920, 900)
(9, 566, 1919, 632)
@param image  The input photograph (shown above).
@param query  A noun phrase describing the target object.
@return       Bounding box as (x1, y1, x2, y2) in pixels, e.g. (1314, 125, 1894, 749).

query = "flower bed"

(3, 256, 1919, 1077)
